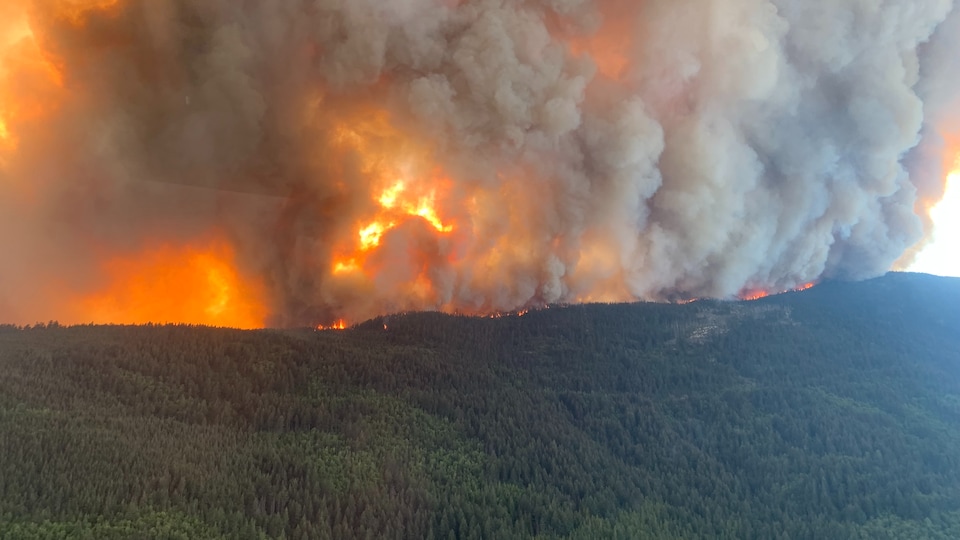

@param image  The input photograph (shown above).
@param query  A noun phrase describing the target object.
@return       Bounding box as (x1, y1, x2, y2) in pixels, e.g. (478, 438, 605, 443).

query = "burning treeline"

(1, 0, 959, 328)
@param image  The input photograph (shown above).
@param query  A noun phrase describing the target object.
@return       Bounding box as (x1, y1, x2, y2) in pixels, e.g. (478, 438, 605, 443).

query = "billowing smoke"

(0, 0, 958, 327)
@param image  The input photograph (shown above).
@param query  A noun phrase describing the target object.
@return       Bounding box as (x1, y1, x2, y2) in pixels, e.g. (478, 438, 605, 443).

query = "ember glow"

(0, 0, 958, 328)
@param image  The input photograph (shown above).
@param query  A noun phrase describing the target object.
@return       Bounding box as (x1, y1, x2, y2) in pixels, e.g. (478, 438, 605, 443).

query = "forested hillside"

(1, 272, 958, 539)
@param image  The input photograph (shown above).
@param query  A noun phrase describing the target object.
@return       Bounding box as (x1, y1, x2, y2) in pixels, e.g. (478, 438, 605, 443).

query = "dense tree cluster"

(0, 273, 958, 539)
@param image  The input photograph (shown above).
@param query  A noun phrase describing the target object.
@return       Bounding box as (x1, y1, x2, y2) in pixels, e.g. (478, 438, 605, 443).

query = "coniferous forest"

(1, 272, 959, 539)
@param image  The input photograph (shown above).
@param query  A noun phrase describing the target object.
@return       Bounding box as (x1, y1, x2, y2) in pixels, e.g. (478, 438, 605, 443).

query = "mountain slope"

(0, 272, 958, 539)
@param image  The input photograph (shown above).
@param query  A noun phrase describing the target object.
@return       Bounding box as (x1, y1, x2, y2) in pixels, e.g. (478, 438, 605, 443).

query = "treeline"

(0, 273, 958, 539)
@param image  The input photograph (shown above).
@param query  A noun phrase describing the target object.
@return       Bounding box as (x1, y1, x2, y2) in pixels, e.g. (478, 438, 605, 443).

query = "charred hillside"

(1, 272, 959, 539)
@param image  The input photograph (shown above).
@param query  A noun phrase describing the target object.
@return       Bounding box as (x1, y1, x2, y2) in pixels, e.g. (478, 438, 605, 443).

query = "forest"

(1, 272, 959, 539)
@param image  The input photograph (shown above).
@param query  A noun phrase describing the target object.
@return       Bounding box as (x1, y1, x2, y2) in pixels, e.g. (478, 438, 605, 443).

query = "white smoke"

(0, 0, 958, 326)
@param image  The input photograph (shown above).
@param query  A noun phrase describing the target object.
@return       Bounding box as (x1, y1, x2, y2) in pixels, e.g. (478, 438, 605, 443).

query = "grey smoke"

(0, 0, 957, 326)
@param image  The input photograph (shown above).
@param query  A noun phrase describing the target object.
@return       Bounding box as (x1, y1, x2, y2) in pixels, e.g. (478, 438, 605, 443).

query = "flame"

(486, 309, 532, 319)
(359, 220, 393, 251)
(317, 319, 347, 331)
(327, 110, 456, 281)
(378, 181, 406, 208)
(740, 289, 770, 301)
(75, 240, 267, 329)
(740, 281, 816, 301)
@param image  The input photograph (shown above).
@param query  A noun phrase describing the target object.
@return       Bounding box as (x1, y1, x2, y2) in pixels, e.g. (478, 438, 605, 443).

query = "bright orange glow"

(740, 289, 770, 301)
(317, 319, 347, 331)
(411, 196, 454, 233)
(352, 183, 452, 253)
(378, 181, 405, 208)
(911, 154, 960, 277)
(359, 221, 392, 250)
(0, 12, 30, 49)
(326, 109, 456, 281)
(740, 281, 816, 301)
(76, 240, 267, 329)
(0, 5, 65, 162)
(333, 259, 360, 275)
(1, 0, 126, 156)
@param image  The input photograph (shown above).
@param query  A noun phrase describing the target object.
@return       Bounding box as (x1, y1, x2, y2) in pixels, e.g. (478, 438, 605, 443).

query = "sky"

(910, 167, 960, 278)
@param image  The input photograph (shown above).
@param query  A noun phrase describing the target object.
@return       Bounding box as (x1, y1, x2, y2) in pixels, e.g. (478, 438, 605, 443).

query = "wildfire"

(327, 112, 456, 281)
(317, 319, 347, 331)
(740, 282, 816, 301)
(0, 0, 954, 329)
(486, 309, 531, 319)
(740, 289, 770, 301)
(359, 221, 391, 251)
(76, 240, 267, 329)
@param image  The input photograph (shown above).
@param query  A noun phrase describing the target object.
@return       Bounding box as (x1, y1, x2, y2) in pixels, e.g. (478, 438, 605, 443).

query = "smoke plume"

(0, 0, 958, 327)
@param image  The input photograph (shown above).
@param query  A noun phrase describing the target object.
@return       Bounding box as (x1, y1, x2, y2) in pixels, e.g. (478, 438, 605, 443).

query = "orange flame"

(317, 319, 347, 331)
(740, 281, 816, 301)
(75, 240, 267, 329)
(327, 110, 456, 284)
(740, 289, 770, 301)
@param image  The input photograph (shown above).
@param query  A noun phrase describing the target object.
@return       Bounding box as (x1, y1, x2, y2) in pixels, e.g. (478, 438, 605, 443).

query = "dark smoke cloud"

(0, 0, 958, 326)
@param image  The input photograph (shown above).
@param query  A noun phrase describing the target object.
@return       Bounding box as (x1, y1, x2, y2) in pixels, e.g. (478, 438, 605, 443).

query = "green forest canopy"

(1, 272, 958, 539)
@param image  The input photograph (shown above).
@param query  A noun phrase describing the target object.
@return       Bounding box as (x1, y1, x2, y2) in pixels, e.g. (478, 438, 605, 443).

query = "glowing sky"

(910, 168, 960, 278)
